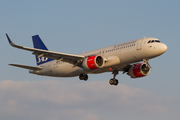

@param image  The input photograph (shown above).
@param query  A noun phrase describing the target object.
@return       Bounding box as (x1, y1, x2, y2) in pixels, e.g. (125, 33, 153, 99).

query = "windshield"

(147, 40, 161, 43)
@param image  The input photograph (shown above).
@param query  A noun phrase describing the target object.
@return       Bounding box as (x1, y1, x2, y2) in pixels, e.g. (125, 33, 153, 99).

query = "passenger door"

(136, 39, 143, 50)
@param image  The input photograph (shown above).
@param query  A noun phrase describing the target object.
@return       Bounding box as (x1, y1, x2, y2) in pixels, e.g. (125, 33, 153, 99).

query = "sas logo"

(148, 46, 152, 48)
(37, 57, 48, 63)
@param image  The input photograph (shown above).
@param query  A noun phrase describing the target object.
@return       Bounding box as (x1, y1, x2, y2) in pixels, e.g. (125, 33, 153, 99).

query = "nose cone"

(160, 43, 168, 54)
(146, 43, 167, 58)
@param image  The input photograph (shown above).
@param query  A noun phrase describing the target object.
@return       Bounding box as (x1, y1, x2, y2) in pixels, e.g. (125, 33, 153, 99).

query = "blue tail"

(32, 35, 53, 66)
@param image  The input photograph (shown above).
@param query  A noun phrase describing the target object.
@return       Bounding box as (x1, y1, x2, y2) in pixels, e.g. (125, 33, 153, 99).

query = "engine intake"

(82, 55, 104, 70)
(128, 63, 150, 78)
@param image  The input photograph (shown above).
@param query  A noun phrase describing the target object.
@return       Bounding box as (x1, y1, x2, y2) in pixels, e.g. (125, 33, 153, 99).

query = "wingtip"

(9, 64, 13, 66)
(6, 34, 14, 45)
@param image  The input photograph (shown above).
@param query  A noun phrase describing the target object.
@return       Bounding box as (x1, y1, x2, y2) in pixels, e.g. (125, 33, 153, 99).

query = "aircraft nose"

(160, 43, 168, 53)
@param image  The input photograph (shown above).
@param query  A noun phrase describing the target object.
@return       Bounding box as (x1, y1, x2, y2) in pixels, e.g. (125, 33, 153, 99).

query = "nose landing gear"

(109, 70, 119, 86)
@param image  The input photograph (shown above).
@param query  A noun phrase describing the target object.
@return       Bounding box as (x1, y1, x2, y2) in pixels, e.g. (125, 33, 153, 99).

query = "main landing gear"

(79, 74, 88, 81)
(109, 70, 119, 86)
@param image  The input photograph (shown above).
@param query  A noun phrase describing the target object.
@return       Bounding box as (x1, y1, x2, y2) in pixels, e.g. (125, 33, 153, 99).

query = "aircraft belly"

(52, 63, 81, 77)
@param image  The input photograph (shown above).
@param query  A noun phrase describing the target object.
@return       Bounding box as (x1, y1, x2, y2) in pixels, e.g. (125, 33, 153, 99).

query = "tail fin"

(32, 35, 53, 66)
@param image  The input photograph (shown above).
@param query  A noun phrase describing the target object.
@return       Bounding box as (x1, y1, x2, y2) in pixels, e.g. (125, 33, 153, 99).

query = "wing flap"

(9, 64, 42, 70)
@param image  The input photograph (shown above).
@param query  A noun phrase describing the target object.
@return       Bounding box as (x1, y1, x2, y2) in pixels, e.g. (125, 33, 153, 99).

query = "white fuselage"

(30, 37, 167, 77)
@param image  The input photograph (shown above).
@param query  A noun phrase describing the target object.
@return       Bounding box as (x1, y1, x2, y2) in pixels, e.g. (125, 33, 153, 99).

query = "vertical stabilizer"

(32, 35, 53, 65)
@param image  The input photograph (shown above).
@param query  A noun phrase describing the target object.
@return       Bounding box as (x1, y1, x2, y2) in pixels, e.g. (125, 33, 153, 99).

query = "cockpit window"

(147, 40, 161, 44)
(155, 40, 160, 43)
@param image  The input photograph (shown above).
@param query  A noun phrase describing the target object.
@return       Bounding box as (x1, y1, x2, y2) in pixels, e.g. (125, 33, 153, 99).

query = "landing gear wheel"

(109, 70, 119, 86)
(109, 79, 114, 85)
(114, 79, 119, 86)
(79, 74, 88, 81)
(109, 79, 119, 86)
(84, 75, 88, 81)
(79, 74, 84, 80)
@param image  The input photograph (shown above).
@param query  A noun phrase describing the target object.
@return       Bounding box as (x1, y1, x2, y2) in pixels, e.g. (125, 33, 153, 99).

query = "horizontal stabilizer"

(9, 64, 42, 70)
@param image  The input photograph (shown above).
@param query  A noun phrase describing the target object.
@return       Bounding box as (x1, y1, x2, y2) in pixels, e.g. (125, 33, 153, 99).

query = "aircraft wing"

(9, 64, 42, 70)
(6, 34, 85, 66)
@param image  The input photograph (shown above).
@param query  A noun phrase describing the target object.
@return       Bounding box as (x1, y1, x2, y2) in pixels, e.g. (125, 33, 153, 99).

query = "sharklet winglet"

(6, 34, 16, 46)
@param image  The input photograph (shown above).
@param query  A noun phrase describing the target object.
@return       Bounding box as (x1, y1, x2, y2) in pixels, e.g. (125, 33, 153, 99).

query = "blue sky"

(0, 0, 180, 120)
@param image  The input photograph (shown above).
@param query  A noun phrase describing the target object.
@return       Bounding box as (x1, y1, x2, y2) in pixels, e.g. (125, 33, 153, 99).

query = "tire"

(109, 79, 114, 85)
(84, 75, 88, 81)
(79, 74, 84, 80)
(114, 79, 119, 86)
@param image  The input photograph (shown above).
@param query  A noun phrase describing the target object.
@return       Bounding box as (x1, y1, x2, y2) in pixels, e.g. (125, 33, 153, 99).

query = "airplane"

(6, 34, 167, 86)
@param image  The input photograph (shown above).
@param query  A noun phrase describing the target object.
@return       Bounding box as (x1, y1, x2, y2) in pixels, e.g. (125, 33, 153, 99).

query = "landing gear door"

(136, 39, 143, 50)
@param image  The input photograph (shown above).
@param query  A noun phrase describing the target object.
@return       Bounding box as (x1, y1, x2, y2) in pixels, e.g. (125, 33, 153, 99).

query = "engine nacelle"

(82, 55, 104, 70)
(128, 63, 150, 78)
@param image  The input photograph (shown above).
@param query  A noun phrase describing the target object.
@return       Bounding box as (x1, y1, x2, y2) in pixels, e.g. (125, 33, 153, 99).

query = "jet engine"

(128, 63, 150, 78)
(82, 55, 104, 70)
